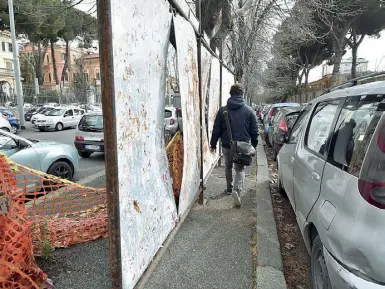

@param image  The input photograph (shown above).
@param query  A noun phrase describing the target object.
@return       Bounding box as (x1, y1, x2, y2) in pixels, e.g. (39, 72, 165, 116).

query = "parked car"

(31, 106, 56, 124)
(35, 107, 85, 131)
(0, 109, 20, 134)
(0, 129, 79, 183)
(267, 107, 302, 158)
(277, 81, 385, 289)
(0, 117, 12, 132)
(263, 103, 300, 145)
(25, 106, 42, 121)
(74, 112, 104, 158)
(164, 106, 183, 136)
(260, 105, 270, 123)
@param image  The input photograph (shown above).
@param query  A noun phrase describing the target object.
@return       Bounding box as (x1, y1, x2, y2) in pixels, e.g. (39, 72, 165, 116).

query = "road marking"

(77, 169, 106, 185)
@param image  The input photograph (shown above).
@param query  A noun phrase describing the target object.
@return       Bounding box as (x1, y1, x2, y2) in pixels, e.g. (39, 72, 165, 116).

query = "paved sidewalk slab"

(141, 159, 257, 289)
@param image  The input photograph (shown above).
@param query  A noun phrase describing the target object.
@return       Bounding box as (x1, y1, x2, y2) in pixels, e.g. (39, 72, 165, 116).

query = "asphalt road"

(19, 122, 105, 182)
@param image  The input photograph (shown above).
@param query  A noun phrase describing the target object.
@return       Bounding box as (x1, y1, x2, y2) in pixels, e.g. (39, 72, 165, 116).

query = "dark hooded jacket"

(210, 94, 258, 149)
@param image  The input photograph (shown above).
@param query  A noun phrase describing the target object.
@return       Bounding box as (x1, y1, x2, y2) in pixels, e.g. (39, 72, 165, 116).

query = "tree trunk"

(331, 24, 350, 86)
(351, 45, 358, 79)
(36, 42, 46, 86)
(304, 68, 310, 102)
(349, 33, 364, 80)
(61, 40, 70, 83)
(50, 40, 59, 85)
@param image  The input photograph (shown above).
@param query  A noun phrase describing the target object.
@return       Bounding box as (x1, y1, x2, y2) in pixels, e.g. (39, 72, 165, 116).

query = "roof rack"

(321, 71, 385, 95)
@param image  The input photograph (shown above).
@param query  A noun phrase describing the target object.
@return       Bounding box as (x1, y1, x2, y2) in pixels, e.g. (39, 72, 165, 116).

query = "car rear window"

(79, 115, 103, 132)
(165, 110, 172, 118)
(327, 95, 384, 177)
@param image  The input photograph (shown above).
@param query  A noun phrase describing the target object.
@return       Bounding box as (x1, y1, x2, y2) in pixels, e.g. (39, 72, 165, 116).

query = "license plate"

(85, 145, 100, 150)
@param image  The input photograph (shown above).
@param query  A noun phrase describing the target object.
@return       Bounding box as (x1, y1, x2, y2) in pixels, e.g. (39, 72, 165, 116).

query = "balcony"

(0, 68, 15, 77)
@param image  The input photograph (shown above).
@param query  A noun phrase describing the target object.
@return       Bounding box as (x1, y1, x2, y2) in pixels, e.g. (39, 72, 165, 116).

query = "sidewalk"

(138, 141, 286, 289)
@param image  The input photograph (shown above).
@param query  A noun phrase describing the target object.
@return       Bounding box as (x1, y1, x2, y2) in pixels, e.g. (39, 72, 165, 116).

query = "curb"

(256, 139, 287, 289)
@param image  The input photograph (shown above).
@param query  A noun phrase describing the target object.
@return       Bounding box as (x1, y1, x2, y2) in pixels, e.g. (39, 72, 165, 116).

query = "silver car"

(165, 106, 183, 136)
(277, 81, 385, 289)
(0, 130, 79, 182)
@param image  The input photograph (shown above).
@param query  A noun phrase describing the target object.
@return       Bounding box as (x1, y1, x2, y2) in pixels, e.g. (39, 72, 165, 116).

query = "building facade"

(0, 31, 16, 101)
(322, 57, 369, 77)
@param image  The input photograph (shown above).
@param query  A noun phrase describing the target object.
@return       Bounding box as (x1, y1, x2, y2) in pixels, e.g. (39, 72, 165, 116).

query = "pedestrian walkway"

(140, 156, 257, 289)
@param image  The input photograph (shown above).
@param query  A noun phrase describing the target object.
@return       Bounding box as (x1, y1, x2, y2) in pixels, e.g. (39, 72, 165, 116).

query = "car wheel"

(277, 170, 287, 197)
(55, 122, 63, 131)
(11, 125, 19, 134)
(311, 235, 332, 289)
(78, 151, 92, 158)
(39, 128, 46, 132)
(0, 127, 10, 132)
(47, 161, 73, 180)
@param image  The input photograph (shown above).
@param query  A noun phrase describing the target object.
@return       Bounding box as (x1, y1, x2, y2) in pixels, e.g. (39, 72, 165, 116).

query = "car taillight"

(170, 119, 175, 125)
(278, 120, 288, 132)
(75, 136, 84, 141)
(358, 179, 385, 209)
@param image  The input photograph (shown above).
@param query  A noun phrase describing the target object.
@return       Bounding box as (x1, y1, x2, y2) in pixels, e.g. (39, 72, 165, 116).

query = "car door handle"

(311, 172, 320, 182)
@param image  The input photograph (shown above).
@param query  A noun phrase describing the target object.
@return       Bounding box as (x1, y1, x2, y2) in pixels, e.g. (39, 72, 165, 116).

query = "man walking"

(210, 83, 258, 207)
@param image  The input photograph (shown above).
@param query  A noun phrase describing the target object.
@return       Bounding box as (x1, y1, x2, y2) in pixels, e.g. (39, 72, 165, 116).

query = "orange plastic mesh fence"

(1, 132, 183, 288)
(0, 154, 107, 288)
(166, 132, 184, 202)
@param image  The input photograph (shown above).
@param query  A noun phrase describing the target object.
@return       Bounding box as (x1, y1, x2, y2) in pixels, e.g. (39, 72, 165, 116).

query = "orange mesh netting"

(166, 132, 184, 203)
(0, 154, 107, 288)
(1, 132, 183, 288)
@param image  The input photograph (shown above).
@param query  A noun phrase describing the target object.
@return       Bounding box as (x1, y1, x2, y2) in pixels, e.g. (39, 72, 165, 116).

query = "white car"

(31, 106, 56, 124)
(35, 107, 85, 132)
(0, 117, 12, 132)
(74, 112, 104, 158)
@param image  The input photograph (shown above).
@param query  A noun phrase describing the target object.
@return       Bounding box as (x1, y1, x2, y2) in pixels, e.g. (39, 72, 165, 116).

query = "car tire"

(55, 122, 64, 131)
(311, 235, 332, 289)
(47, 161, 73, 180)
(11, 125, 19, 134)
(39, 128, 46, 132)
(277, 171, 287, 197)
(78, 151, 92, 158)
(0, 127, 10, 132)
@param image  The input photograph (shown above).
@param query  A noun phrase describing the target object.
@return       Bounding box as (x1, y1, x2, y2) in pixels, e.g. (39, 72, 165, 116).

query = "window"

(95, 71, 100, 80)
(61, 53, 66, 61)
(0, 134, 18, 150)
(63, 71, 69, 81)
(328, 95, 384, 177)
(2, 42, 5, 51)
(64, 110, 74, 117)
(6, 61, 13, 70)
(47, 55, 50, 63)
(165, 110, 172, 118)
(289, 106, 311, 143)
(306, 100, 339, 155)
(48, 73, 52, 82)
(84, 73, 89, 81)
(8, 43, 12, 52)
(74, 109, 80, 115)
(73, 73, 76, 82)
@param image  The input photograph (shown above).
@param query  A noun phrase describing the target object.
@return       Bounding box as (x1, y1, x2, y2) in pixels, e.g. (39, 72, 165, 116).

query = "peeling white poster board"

(110, 1, 177, 288)
(174, 15, 201, 217)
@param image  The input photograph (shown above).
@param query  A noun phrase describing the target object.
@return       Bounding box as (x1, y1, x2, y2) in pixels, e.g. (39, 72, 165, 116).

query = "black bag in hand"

(223, 106, 256, 166)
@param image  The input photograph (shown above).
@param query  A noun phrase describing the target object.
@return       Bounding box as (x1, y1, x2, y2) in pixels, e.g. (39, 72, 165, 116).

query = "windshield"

(48, 109, 66, 116)
(78, 115, 103, 131)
